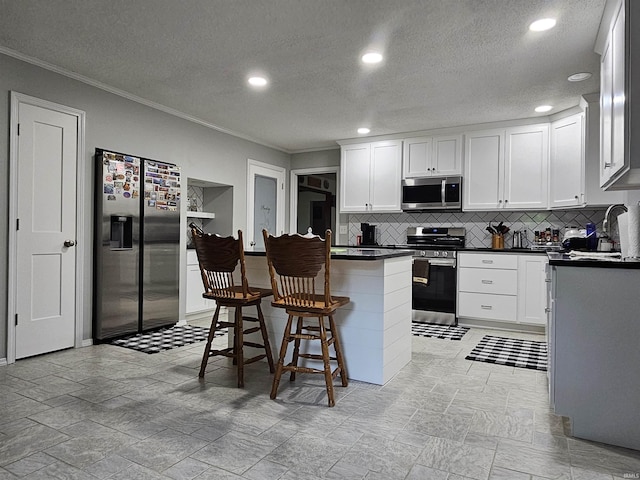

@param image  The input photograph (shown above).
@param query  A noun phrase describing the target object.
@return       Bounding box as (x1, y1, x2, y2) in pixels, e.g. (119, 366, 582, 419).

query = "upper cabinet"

(550, 100, 623, 208)
(403, 134, 462, 178)
(550, 113, 585, 208)
(340, 140, 402, 213)
(600, 0, 640, 190)
(463, 124, 549, 211)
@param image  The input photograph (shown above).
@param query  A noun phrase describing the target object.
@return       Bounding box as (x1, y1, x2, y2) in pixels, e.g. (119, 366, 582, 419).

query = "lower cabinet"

(457, 252, 548, 327)
(186, 250, 216, 315)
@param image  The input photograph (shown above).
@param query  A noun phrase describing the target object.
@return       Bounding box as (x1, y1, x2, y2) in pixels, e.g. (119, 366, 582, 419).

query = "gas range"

(400, 226, 466, 258)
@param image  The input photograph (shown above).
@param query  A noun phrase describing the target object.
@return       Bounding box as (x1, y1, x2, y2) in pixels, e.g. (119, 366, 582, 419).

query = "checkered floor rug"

(465, 335, 547, 371)
(110, 325, 226, 354)
(411, 321, 469, 341)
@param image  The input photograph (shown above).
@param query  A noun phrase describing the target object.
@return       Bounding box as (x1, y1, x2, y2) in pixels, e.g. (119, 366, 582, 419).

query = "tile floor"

(1, 321, 639, 480)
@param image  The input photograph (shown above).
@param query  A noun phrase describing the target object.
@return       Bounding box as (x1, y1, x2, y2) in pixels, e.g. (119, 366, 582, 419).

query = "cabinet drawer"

(458, 292, 517, 322)
(458, 253, 518, 270)
(187, 249, 199, 266)
(458, 268, 518, 295)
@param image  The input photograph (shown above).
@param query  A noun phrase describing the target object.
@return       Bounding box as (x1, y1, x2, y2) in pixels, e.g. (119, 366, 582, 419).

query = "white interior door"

(247, 159, 285, 249)
(13, 99, 80, 359)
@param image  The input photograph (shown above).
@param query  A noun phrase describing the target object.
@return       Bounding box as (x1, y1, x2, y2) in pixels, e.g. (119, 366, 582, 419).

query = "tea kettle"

(512, 230, 525, 249)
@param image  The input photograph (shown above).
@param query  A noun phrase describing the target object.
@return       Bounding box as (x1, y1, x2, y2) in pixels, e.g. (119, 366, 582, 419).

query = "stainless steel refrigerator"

(93, 148, 181, 341)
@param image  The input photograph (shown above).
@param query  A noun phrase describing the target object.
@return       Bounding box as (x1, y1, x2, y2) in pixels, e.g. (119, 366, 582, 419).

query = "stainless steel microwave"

(401, 176, 462, 211)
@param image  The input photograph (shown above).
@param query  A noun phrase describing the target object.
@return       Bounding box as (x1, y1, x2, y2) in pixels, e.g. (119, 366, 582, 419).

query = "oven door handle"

(419, 258, 456, 267)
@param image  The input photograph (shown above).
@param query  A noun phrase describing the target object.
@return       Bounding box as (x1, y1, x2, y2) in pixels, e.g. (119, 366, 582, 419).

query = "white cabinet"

(504, 124, 549, 210)
(340, 140, 402, 212)
(517, 255, 547, 326)
(550, 113, 585, 208)
(463, 125, 549, 211)
(599, 0, 640, 190)
(186, 250, 216, 315)
(457, 252, 548, 328)
(458, 253, 518, 323)
(403, 135, 462, 178)
(551, 102, 623, 208)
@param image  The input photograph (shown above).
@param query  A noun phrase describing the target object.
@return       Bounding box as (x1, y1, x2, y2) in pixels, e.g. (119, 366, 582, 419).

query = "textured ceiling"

(0, 0, 607, 152)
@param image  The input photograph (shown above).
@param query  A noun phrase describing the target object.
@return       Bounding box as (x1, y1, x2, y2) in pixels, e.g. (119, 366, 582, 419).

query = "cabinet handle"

(481, 279, 493, 284)
(480, 305, 493, 310)
(498, 200, 502, 204)
(574, 195, 579, 199)
(545, 307, 551, 313)
(482, 260, 494, 264)
(604, 163, 613, 169)
(504, 199, 508, 204)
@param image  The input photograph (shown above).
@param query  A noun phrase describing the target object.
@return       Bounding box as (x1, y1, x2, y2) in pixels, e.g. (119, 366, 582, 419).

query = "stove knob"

(434, 251, 440, 257)
(420, 250, 426, 257)
(443, 251, 449, 257)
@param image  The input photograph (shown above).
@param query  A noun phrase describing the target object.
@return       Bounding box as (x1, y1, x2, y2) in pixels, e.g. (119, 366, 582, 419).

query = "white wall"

(0, 53, 291, 357)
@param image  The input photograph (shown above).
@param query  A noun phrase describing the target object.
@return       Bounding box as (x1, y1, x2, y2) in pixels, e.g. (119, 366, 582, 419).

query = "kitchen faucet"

(602, 204, 628, 237)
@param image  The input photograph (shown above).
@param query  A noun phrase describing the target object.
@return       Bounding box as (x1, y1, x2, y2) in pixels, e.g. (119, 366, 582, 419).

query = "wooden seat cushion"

(271, 294, 350, 314)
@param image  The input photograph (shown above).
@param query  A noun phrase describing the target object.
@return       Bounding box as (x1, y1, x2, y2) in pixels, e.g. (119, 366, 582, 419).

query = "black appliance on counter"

(402, 227, 465, 326)
(360, 223, 377, 245)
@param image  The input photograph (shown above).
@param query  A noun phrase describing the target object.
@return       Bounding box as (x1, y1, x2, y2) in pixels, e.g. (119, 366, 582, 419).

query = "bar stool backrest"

(191, 227, 250, 299)
(262, 229, 333, 308)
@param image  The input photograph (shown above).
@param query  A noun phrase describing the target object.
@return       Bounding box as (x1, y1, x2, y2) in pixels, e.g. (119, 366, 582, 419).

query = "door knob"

(64, 240, 75, 247)
(250, 241, 256, 247)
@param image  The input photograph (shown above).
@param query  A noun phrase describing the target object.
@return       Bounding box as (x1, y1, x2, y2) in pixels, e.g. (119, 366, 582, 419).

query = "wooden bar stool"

(262, 228, 349, 407)
(190, 225, 274, 387)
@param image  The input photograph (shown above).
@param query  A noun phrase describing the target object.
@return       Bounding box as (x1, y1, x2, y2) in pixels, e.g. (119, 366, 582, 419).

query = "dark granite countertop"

(547, 252, 640, 269)
(244, 247, 415, 261)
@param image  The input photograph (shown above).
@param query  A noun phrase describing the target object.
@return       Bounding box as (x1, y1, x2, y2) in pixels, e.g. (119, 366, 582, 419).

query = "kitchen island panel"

(551, 265, 640, 450)
(241, 254, 413, 385)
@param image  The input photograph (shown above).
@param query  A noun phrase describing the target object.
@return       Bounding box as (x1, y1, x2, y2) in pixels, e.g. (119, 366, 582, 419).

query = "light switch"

(339, 225, 348, 235)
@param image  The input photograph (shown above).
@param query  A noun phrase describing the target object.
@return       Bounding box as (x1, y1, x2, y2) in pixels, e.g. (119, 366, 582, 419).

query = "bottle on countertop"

(534, 231, 540, 244)
(545, 228, 552, 243)
(586, 222, 597, 251)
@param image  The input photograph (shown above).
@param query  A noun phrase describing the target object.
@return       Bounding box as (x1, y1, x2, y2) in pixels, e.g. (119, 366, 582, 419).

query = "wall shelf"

(186, 211, 216, 219)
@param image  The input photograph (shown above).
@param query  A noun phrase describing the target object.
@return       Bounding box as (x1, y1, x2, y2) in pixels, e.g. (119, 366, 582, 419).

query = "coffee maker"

(360, 223, 377, 246)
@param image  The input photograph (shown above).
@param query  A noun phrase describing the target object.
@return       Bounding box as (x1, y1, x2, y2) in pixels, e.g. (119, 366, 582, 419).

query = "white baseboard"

(0, 358, 7, 366)
(81, 339, 93, 347)
(176, 319, 188, 326)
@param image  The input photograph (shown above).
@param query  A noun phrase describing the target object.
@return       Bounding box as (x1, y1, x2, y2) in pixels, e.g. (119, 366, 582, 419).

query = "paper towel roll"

(627, 206, 640, 258)
(618, 212, 629, 258)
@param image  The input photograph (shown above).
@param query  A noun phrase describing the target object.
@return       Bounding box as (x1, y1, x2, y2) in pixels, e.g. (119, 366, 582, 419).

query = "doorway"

(290, 167, 339, 243)
(8, 92, 86, 363)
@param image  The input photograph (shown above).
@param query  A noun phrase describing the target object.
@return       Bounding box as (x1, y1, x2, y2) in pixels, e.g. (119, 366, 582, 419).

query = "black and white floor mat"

(465, 335, 547, 371)
(411, 322, 469, 341)
(110, 325, 226, 354)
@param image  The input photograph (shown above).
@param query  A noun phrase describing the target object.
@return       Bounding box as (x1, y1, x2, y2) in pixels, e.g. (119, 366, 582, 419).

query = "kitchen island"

(547, 257, 640, 450)
(242, 248, 414, 385)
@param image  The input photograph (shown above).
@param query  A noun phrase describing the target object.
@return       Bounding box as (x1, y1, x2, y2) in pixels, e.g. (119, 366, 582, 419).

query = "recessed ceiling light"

(361, 52, 383, 64)
(568, 72, 592, 82)
(248, 76, 268, 87)
(529, 18, 556, 32)
(357, 127, 371, 134)
(535, 105, 553, 113)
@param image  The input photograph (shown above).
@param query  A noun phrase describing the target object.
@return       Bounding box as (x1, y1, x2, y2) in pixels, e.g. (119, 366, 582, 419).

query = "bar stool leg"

(328, 315, 348, 387)
(318, 315, 335, 407)
(256, 303, 275, 373)
(290, 317, 303, 382)
(199, 304, 221, 378)
(235, 306, 244, 388)
(271, 314, 294, 400)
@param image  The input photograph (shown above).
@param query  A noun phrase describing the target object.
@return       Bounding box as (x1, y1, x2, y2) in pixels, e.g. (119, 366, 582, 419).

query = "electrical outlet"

(339, 225, 348, 235)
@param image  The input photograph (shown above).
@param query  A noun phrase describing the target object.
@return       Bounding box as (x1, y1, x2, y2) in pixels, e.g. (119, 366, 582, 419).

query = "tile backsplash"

(348, 209, 607, 248)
